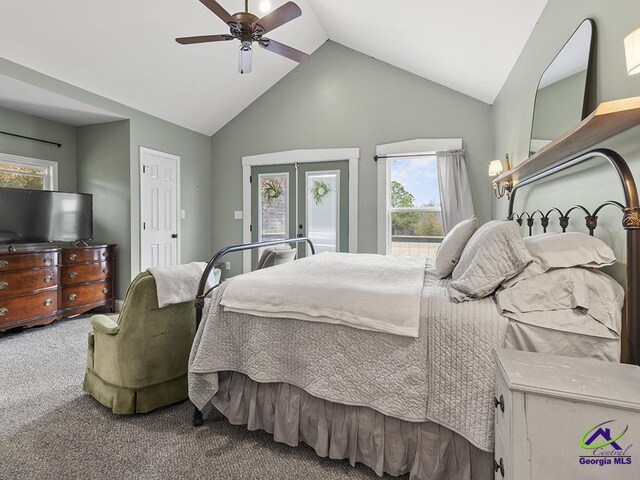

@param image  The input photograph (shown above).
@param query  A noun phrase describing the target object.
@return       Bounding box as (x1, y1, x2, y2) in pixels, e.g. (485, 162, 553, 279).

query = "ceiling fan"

(176, 0, 310, 74)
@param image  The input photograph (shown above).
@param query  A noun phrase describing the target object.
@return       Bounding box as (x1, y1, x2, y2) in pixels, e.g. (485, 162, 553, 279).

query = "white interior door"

(140, 147, 180, 270)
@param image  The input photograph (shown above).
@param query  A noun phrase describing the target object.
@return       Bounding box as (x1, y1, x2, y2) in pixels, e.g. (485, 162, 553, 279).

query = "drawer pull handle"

(0, 307, 7, 316)
(69, 254, 78, 261)
(69, 272, 78, 279)
(44, 299, 53, 307)
(102, 251, 108, 258)
(0, 281, 8, 290)
(494, 458, 504, 477)
(494, 394, 504, 413)
(68, 294, 78, 301)
(43, 275, 53, 284)
(103, 267, 109, 274)
(0, 260, 8, 268)
(44, 257, 53, 266)
(102, 287, 110, 294)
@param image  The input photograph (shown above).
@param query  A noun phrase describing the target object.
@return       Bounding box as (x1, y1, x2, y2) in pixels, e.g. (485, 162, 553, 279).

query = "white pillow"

(448, 220, 532, 302)
(502, 232, 616, 288)
(496, 267, 624, 336)
(524, 232, 616, 270)
(434, 216, 478, 278)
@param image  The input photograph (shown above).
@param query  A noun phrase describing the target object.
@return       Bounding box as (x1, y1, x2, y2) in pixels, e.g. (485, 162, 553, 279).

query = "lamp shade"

(488, 159, 503, 177)
(625, 27, 640, 75)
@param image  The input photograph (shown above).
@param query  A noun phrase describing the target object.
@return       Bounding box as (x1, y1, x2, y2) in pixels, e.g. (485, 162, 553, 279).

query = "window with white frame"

(0, 154, 58, 190)
(377, 139, 461, 257)
(387, 156, 443, 258)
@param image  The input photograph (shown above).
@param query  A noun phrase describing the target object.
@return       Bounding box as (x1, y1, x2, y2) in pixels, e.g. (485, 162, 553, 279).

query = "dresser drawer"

(63, 247, 111, 265)
(62, 281, 111, 308)
(0, 251, 59, 272)
(0, 291, 58, 325)
(0, 268, 58, 298)
(61, 262, 111, 286)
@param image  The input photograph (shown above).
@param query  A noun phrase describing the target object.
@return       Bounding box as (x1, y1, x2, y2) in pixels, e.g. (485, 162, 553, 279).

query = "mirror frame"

(529, 18, 596, 156)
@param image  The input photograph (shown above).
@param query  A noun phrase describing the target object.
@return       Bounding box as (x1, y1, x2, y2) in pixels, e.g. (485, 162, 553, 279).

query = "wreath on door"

(261, 178, 284, 204)
(311, 180, 332, 205)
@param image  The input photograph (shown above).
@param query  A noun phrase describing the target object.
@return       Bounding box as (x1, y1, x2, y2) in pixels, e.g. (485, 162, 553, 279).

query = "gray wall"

(493, 0, 640, 282)
(531, 71, 587, 146)
(211, 41, 494, 276)
(0, 105, 77, 192)
(77, 121, 131, 298)
(0, 57, 213, 297)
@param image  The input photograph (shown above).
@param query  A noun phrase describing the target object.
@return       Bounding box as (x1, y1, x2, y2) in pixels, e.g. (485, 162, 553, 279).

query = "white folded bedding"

(220, 252, 427, 337)
(148, 262, 220, 308)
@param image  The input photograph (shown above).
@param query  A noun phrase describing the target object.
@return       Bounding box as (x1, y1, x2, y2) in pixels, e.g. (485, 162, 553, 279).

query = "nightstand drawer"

(494, 369, 512, 440)
(62, 281, 111, 308)
(0, 291, 57, 325)
(61, 262, 111, 286)
(494, 429, 509, 480)
(0, 268, 58, 298)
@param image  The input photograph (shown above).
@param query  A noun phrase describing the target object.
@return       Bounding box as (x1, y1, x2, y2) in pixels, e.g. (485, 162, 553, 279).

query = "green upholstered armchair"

(83, 271, 196, 414)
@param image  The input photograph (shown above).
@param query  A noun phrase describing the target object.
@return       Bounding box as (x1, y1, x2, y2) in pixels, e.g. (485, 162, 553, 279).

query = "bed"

(188, 151, 640, 480)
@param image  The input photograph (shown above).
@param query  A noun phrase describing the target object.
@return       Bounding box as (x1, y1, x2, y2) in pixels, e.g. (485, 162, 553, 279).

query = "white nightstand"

(493, 349, 640, 479)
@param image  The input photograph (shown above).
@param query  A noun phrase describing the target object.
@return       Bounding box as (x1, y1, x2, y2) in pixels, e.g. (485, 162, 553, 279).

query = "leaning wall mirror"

(530, 18, 595, 156)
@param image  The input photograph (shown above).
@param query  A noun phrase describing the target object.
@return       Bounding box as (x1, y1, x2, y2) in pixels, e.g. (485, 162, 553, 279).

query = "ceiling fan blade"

(259, 38, 309, 63)
(253, 1, 302, 34)
(199, 0, 238, 26)
(176, 34, 235, 45)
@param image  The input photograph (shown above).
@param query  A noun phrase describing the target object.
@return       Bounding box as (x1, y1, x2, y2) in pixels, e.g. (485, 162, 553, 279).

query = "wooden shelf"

(494, 96, 640, 185)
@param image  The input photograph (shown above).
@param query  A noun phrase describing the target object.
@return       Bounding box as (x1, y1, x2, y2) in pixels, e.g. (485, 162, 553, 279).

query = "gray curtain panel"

(436, 149, 475, 234)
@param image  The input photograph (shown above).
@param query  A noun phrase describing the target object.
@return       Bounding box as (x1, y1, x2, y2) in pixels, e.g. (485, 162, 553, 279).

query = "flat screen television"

(0, 187, 93, 244)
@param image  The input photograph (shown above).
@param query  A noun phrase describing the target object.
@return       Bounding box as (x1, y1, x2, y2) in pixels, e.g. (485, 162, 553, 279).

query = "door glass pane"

(306, 171, 339, 254)
(258, 173, 289, 243)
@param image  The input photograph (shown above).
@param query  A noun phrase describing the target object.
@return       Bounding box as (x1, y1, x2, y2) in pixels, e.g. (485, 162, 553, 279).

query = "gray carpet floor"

(0, 317, 401, 480)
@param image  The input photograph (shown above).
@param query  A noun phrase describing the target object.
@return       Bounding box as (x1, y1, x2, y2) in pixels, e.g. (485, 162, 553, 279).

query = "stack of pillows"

(434, 218, 624, 355)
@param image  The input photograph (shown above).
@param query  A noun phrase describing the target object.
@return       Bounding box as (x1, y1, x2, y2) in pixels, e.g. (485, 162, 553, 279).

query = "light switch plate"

(180, 210, 186, 219)
(234, 211, 243, 220)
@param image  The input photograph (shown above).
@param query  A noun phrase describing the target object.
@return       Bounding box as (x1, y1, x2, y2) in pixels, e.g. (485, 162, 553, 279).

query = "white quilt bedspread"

(220, 252, 426, 337)
(189, 259, 508, 452)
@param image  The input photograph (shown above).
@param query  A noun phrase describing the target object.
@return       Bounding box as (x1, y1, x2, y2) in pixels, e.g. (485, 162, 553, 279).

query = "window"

(388, 156, 443, 258)
(0, 154, 58, 190)
(377, 139, 461, 257)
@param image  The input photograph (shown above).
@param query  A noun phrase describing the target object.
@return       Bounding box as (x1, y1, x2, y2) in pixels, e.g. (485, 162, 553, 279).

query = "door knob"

(298, 224, 303, 229)
(171, 234, 178, 239)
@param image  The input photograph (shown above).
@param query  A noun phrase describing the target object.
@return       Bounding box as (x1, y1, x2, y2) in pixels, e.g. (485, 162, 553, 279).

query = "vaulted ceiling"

(0, 0, 548, 135)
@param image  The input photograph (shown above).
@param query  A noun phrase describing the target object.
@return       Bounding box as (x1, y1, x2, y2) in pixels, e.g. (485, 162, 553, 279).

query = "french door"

(251, 161, 349, 268)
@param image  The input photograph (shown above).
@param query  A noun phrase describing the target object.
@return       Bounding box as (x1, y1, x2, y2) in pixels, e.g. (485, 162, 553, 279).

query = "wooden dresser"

(0, 244, 116, 332)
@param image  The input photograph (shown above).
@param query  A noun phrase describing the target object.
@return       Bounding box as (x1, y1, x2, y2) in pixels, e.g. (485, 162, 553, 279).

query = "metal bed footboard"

(191, 237, 315, 426)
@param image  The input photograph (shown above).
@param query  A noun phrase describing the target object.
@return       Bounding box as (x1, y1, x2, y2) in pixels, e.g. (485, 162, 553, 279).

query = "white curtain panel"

(436, 150, 475, 234)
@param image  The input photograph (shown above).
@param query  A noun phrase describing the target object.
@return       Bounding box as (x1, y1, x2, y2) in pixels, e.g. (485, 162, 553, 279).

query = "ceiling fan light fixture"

(260, 1, 272, 13)
(239, 45, 253, 74)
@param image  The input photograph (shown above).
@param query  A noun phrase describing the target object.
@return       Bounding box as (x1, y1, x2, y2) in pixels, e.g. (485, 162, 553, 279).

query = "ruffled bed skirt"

(210, 371, 492, 480)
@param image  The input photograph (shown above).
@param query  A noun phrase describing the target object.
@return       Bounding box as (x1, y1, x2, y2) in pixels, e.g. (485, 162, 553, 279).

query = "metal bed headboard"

(506, 147, 640, 366)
